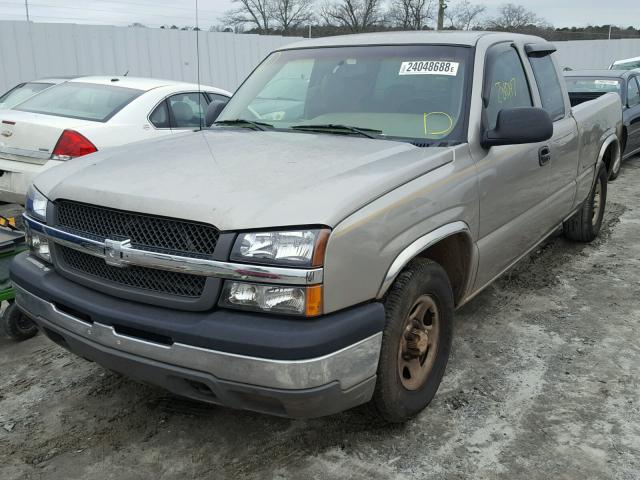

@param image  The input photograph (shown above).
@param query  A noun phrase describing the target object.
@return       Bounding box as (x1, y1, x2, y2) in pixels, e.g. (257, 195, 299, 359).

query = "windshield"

(219, 45, 472, 143)
(0, 82, 53, 109)
(565, 77, 622, 94)
(15, 82, 143, 122)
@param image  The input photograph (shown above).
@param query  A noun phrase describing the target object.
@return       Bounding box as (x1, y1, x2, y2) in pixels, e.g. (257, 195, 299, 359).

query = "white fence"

(0, 21, 302, 94)
(554, 38, 640, 70)
(1, 21, 639, 95)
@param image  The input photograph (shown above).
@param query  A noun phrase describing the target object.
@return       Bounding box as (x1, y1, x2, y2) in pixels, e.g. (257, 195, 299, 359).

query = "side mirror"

(482, 107, 553, 148)
(205, 100, 228, 127)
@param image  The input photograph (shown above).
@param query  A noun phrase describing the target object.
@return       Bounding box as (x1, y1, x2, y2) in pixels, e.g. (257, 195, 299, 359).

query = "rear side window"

(628, 77, 640, 107)
(484, 45, 533, 130)
(528, 55, 565, 121)
(149, 101, 170, 128)
(15, 82, 143, 122)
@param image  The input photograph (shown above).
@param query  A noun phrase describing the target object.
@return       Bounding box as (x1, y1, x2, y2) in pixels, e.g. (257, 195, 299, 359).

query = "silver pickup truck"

(12, 32, 622, 422)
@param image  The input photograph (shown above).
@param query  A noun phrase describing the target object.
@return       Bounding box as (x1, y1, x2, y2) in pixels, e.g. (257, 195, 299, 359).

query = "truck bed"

(568, 91, 607, 107)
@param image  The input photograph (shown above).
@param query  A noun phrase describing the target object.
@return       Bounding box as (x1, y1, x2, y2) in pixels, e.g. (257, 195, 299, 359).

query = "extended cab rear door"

(525, 44, 579, 224)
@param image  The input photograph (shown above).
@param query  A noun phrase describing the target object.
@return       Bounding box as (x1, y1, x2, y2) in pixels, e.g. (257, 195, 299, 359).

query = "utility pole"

(608, 25, 612, 40)
(437, 0, 446, 30)
(24, 0, 30, 21)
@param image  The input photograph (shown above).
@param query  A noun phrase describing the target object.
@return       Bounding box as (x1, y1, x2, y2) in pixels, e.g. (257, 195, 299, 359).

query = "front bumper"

(11, 253, 385, 418)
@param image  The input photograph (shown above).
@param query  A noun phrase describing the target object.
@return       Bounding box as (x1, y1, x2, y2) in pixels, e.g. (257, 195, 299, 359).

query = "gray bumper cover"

(15, 284, 381, 418)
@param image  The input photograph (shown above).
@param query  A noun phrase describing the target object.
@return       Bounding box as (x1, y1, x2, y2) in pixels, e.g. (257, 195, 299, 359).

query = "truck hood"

(34, 130, 455, 230)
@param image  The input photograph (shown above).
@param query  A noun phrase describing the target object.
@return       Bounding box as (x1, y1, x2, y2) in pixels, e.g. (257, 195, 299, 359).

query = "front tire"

(371, 259, 454, 423)
(563, 166, 607, 242)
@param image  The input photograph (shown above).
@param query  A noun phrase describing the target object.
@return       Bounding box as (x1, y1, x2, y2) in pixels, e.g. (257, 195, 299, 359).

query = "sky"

(0, 0, 638, 30)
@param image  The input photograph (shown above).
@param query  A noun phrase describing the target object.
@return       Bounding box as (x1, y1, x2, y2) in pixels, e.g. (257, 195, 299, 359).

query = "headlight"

(231, 228, 330, 267)
(25, 229, 51, 262)
(219, 281, 322, 317)
(25, 184, 48, 223)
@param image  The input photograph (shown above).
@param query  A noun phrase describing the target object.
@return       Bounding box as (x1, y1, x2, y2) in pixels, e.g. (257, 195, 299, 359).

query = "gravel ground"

(1, 157, 639, 480)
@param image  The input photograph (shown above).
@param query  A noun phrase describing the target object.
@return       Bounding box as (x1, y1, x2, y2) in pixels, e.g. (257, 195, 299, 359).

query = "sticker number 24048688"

(399, 61, 459, 76)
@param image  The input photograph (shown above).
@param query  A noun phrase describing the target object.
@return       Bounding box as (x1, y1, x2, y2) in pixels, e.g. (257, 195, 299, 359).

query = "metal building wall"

(0, 21, 302, 93)
(553, 38, 640, 70)
(1, 20, 640, 95)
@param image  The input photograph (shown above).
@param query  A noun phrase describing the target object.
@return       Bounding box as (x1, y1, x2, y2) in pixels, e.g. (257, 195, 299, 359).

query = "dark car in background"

(565, 69, 640, 178)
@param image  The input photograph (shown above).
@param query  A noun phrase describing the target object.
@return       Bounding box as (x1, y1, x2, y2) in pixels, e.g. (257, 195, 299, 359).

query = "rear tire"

(371, 259, 454, 423)
(2, 302, 38, 341)
(563, 166, 607, 242)
(608, 153, 621, 181)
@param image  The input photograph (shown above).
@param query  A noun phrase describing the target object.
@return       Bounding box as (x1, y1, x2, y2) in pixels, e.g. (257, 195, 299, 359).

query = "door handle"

(539, 146, 551, 166)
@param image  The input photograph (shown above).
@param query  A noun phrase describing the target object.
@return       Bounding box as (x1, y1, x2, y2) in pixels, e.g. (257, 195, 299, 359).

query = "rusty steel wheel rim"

(397, 294, 440, 391)
(592, 180, 602, 227)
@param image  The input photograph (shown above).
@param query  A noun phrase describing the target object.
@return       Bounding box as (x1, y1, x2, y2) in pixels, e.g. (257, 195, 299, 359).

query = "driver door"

(473, 43, 553, 290)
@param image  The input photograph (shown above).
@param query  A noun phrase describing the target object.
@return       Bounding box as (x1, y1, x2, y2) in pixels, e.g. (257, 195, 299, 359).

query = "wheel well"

(417, 233, 473, 306)
(602, 139, 620, 174)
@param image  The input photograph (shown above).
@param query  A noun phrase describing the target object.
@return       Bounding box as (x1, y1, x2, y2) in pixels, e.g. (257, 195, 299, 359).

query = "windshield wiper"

(213, 119, 273, 131)
(291, 124, 382, 139)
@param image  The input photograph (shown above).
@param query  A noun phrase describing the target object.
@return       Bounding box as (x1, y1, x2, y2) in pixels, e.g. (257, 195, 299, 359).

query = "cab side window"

(528, 54, 566, 121)
(628, 77, 640, 107)
(484, 44, 533, 130)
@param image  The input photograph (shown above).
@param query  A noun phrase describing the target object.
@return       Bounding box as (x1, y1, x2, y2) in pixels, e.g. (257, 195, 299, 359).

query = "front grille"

(55, 200, 219, 258)
(58, 245, 206, 298)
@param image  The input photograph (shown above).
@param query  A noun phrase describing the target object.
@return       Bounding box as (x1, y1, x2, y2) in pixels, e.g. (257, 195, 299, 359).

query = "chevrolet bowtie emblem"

(104, 239, 131, 268)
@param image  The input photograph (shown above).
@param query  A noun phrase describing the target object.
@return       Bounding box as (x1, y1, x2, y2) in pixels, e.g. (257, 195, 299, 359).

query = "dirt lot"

(1, 158, 639, 480)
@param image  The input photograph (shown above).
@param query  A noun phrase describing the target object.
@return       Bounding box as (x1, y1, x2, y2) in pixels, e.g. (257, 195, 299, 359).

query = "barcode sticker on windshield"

(399, 61, 459, 76)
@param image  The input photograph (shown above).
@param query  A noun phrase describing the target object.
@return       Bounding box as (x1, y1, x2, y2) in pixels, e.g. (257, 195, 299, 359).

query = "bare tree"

(320, 0, 382, 32)
(444, 0, 485, 30)
(224, 0, 273, 32)
(387, 0, 434, 30)
(272, 0, 315, 33)
(485, 3, 548, 30)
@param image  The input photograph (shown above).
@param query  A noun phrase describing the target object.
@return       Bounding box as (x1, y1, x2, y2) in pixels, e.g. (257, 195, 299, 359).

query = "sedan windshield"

(565, 77, 622, 94)
(218, 45, 472, 143)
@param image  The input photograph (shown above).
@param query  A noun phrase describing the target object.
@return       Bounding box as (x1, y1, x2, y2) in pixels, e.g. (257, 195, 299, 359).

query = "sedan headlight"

(231, 228, 330, 267)
(25, 184, 48, 223)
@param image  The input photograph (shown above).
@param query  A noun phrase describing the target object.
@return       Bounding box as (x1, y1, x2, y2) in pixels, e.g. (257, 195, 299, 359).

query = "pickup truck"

(11, 32, 622, 422)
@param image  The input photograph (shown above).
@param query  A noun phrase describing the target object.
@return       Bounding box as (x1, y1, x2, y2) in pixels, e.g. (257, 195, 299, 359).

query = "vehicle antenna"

(195, 0, 203, 130)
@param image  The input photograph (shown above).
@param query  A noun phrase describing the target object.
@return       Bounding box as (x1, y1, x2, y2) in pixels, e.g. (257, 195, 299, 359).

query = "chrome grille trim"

(25, 214, 324, 286)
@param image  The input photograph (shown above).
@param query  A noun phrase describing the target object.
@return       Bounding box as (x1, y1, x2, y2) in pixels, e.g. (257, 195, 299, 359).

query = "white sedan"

(0, 76, 231, 203)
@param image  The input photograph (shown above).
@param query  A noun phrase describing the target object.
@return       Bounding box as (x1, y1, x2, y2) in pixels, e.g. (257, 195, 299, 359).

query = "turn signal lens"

(52, 130, 97, 160)
(305, 285, 323, 317)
